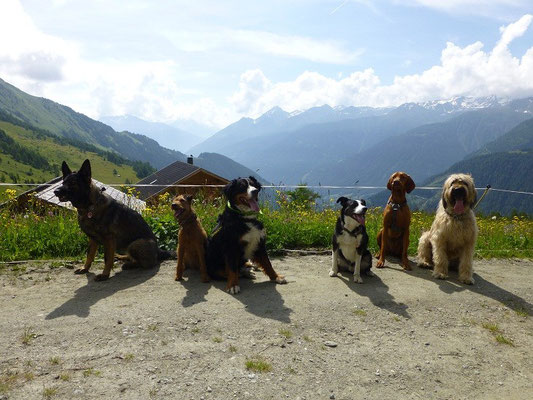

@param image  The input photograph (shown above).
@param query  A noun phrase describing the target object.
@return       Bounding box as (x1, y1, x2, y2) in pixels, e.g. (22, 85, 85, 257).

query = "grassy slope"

(0, 121, 139, 186)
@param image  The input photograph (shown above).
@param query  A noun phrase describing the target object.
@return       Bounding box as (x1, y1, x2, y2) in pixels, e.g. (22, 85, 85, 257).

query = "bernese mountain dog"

(206, 176, 287, 294)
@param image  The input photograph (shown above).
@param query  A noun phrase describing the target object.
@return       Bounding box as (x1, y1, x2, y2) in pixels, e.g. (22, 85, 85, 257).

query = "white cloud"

(164, 28, 363, 65)
(0, 0, 77, 83)
(0, 0, 234, 128)
(231, 14, 533, 117)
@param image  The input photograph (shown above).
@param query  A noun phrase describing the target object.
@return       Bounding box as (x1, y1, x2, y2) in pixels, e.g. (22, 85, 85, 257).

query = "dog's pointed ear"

(61, 161, 72, 179)
(336, 197, 348, 207)
(79, 159, 91, 184)
(405, 174, 416, 193)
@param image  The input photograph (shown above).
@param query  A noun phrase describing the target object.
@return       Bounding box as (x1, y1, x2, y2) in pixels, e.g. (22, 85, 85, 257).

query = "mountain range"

(189, 96, 531, 187)
(1, 75, 532, 214)
(0, 78, 262, 186)
(368, 117, 533, 214)
(100, 115, 214, 152)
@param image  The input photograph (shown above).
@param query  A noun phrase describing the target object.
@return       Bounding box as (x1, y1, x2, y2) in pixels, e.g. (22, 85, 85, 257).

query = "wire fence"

(1, 182, 532, 196)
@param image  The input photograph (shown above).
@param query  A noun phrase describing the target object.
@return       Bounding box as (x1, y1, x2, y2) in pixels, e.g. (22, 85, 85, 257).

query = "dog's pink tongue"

(454, 199, 465, 214)
(249, 199, 260, 212)
(355, 214, 365, 226)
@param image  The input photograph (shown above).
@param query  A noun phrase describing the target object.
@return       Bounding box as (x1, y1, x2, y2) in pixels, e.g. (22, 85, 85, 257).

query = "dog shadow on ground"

(179, 271, 212, 308)
(46, 265, 160, 320)
(408, 261, 533, 316)
(335, 263, 411, 319)
(204, 275, 292, 323)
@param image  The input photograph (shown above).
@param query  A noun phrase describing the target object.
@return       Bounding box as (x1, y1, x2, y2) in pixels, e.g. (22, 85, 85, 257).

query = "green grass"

(513, 306, 529, 318)
(482, 322, 501, 334)
(42, 386, 58, 399)
(495, 334, 514, 346)
(49, 356, 61, 365)
(1, 190, 532, 262)
(0, 121, 140, 188)
(352, 309, 367, 317)
(83, 368, 101, 378)
(279, 328, 293, 339)
(245, 357, 272, 373)
(21, 327, 37, 345)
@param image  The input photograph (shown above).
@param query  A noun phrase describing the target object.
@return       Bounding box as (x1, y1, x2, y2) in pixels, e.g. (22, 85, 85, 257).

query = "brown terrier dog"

(376, 171, 416, 270)
(171, 194, 209, 282)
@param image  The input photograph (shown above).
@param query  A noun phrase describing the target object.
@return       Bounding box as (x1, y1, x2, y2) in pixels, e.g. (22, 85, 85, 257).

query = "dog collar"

(343, 225, 363, 237)
(226, 201, 263, 216)
(387, 200, 406, 211)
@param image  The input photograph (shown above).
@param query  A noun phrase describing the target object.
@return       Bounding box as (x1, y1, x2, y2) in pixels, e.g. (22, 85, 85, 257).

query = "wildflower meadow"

(0, 188, 531, 262)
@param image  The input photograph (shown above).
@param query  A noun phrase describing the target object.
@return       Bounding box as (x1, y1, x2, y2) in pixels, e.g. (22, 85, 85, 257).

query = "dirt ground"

(0, 254, 532, 400)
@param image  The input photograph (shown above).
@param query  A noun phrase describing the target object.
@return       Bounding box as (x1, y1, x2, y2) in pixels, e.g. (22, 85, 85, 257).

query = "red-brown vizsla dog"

(376, 171, 416, 270)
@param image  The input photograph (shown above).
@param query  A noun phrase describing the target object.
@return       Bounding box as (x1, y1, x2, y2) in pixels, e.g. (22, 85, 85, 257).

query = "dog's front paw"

(459, 276, 475, 285)
(174, 275, 183, 281)
(401, 258, 412, 271)
(227, 285, 240, 294)
(418, 262, 433, 269)
(353, 275, 363, 284)
(94, 273, 110, 281)
(329, 270, 337, 277)
(74, 268, 89, 275)
(274, 275, 287, 284)
(432, 271, 448, 280)
(376, 259, 385, 268)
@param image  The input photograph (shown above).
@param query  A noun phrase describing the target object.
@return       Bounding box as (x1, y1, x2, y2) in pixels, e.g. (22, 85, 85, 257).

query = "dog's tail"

(158, 248, 176, 261)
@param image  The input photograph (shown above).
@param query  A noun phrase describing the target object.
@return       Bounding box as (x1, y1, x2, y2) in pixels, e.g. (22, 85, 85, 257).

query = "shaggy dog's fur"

(172, 194, 209, 282)
(417, 173, 478, 284)
(376, 171, 415, 270)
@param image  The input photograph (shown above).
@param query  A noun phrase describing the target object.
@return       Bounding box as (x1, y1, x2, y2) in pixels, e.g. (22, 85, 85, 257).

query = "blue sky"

(1, 0, 532, 128)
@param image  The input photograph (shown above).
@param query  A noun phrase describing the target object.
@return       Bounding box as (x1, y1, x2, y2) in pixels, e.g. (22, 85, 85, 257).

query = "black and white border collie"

(206, 176, 287, 294)
(329, 197, 373, 283)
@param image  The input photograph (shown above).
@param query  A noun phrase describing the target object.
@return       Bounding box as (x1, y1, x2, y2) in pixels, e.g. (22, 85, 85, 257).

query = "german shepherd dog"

(171, 194, 209, 282)
(54, 159, 171, 281)
(206, 176, 286, 294)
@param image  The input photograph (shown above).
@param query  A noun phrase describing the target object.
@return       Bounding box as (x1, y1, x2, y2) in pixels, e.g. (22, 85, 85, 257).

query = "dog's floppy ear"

(387, 174, 394, 191)
(223, 179, 236, 199)
(405, 174, 416, 193)
(61, 161, 72, 179)
(78, 159, 91, 184)
(441, 190, 447, 209)
(336, 197, 349, 207)
(248, 176, 262, 191)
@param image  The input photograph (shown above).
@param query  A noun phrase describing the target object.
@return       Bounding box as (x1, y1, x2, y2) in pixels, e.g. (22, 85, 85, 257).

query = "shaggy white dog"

(417, 173, 478, 284)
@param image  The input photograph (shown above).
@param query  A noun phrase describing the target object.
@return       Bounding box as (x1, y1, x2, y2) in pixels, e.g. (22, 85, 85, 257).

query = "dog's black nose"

(362, 206, 367, 214)
(251, 188, 259, 196)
